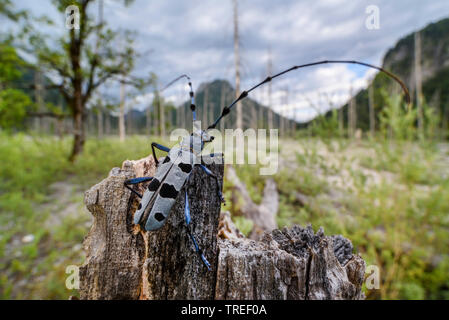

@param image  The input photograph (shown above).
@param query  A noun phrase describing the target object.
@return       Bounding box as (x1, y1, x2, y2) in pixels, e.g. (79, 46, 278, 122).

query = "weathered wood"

(80, 154, 222, 299)
(79, 155, 156, 299)
(226, 165, 278, 239)
(215, 224, 365, 300)
(218, 211, 245, 240)
(141, 160, 223, 299)
(80, 155, 365, 300)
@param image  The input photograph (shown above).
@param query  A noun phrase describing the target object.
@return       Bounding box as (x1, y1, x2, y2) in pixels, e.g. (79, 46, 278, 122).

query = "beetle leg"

(124, 176, 153, 198)
(151, 142, 170, 165)
(184, 190, 211, 271)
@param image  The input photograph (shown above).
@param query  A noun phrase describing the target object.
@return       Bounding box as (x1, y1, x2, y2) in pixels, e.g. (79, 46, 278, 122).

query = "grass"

(1, 132, 448, 299)
(225, 137, 449, 300)
(0, 133, 169, 299)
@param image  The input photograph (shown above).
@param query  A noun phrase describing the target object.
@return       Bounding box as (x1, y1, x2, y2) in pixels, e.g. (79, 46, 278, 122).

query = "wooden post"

(80, 156, 366, 300)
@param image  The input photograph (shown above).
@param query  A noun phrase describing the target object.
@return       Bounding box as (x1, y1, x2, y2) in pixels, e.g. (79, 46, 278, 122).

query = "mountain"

(98, 79, 297, 135)
(312, 17, 449, 131)
(10, 62, 66, 109)
(175, 79, 296, 130)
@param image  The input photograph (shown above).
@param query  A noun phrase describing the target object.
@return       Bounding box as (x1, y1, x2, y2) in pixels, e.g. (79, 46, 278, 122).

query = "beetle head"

(179, 121, 214, 155)
(200, 130, 214, 143)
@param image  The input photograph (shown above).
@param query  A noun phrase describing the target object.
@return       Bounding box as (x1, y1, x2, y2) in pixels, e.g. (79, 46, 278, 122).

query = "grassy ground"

(0, 133, 168, 299)
(0, 133, 448, 299)
(225, 137, 449, 299)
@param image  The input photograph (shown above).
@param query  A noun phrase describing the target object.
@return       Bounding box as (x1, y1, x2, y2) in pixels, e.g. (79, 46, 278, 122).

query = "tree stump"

(79, 155, 366, 300)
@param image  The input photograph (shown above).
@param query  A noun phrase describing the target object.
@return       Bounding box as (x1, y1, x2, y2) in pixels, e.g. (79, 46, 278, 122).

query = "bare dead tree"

(219, 82, 226, 132)
(267, 47, 273, 130)
(119, 79, 126, 141)
(414, 31, 424, 134)
(232, 0, 242, 130)
(368, 80, 375, 137)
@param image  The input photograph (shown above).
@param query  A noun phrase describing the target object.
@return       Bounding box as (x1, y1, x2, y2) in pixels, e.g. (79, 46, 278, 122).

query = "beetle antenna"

(161, 74, 197, 121)
(207, 60, 411, 129)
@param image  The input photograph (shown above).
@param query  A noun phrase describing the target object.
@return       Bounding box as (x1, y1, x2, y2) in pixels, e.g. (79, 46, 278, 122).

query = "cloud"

(11, 0, 449, 121)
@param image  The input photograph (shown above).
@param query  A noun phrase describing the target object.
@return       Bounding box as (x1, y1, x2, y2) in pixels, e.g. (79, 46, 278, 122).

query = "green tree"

(379, 90, 417, 140)
(0, 0, 27, 23)
(0, 1, 32, 130)
(24, 0, 138, 161)
(0, 88, 31, 129)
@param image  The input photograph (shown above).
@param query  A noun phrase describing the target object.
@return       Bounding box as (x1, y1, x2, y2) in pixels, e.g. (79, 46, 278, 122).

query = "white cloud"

(10, 0, 449, 120)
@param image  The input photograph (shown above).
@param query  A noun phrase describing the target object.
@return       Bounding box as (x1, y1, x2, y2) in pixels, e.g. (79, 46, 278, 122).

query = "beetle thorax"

(180, 132, 203, 155)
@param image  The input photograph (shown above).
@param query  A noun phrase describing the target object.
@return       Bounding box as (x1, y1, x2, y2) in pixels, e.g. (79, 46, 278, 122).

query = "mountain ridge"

(175, 79, 297, 130)
(309, 17, 449, 131)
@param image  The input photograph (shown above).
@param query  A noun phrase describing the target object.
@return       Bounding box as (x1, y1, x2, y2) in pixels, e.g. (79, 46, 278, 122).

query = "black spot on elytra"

(163, 156, 171, 164)
(159, 183, 178, 199)
(154, 212, 165, 222)
(148, 178, 160, 191)
(138, 203, 142, 210)
(179, 163, 192, 173)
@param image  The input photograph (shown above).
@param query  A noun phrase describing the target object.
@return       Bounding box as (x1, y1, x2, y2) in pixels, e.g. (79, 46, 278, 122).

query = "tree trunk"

(105, 112, 111, 135)
(119, 81, 126, 142)
(267, 48, 273, 130)
(80, 156, 366, 300)
(202, 86, 208, 127)
(368, 83, 375, 137)
(415, 31, 423, 134)
(233, 0, 242, 130)
(97, 109, 103, 139)
(158, 96, 165, 137)
(69, 107, 85, 162)
(146, 105, 151, 135)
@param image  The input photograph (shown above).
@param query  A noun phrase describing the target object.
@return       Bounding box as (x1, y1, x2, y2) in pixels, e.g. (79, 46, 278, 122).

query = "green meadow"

(1, 133, 448, 299)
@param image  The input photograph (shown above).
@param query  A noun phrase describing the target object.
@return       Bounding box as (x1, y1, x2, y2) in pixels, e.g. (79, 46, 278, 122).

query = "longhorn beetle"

(124, 60, 410, 270)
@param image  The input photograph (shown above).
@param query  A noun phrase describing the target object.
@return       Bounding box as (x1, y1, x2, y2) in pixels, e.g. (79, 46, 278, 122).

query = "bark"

(215, 226, 365, 300)
(80, 156, 365, 300)
(80, 155, 222, 299)
(68, 19, 85, 162)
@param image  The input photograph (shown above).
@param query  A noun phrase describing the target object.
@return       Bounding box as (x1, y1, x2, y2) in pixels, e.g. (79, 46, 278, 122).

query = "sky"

(12, 0, 449, 122)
